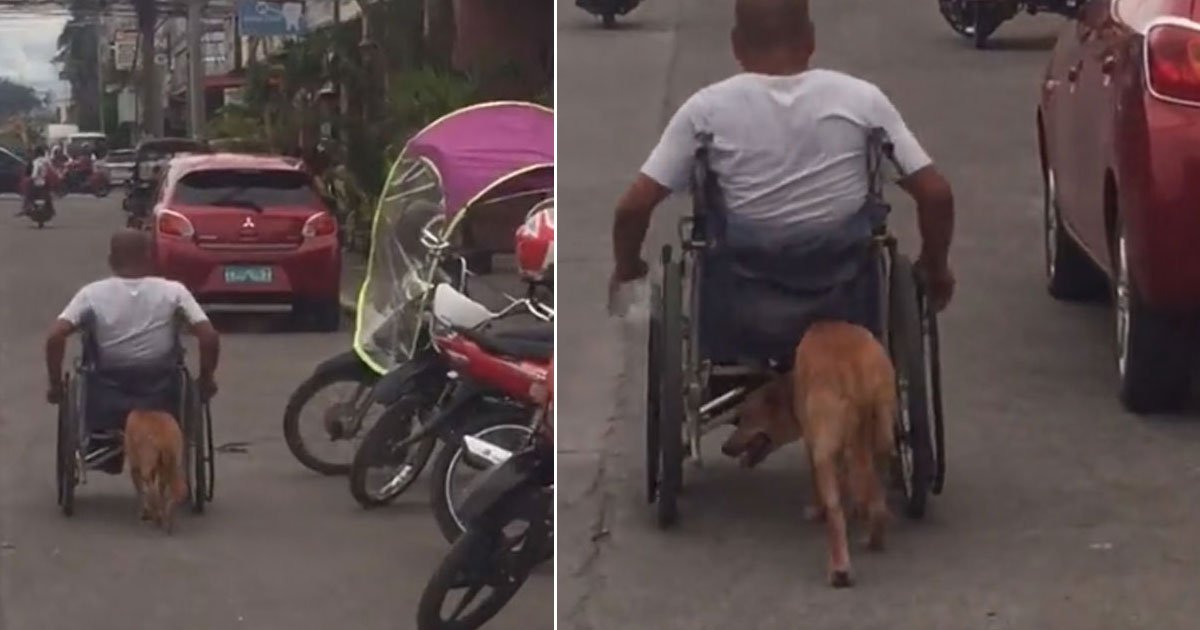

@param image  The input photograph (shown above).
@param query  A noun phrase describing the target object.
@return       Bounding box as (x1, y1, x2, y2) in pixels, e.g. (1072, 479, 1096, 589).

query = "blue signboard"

(237, 1, 307, 37)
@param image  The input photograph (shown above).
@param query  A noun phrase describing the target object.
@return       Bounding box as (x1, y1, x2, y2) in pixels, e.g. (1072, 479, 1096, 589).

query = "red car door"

(1044, 19, 1086, 244)
(1068, 0, 1133, 270)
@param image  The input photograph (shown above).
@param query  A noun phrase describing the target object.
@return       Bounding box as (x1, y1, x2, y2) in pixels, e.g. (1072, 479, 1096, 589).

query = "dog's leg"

(849, 442, 888, 552)
(129, 464, 152, 521)
(804, 458, 825, 522)
(812, 446, 852, 588)
(159, 472, 175, 535)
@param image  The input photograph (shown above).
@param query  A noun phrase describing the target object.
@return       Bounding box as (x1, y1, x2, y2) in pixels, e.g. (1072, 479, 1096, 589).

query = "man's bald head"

(109, 229, 155, 275)
(732, 0, 814, 68)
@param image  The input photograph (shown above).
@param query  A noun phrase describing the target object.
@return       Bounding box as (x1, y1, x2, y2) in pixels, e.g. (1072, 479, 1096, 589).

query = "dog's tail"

(159, 443, 189, 503)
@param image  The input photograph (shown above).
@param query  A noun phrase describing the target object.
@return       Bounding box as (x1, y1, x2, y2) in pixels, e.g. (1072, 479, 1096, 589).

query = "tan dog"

(124, 409, 188, 534)
(721, 321, 896, 588)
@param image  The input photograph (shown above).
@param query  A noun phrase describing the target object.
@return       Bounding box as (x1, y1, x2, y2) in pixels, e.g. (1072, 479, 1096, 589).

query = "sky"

(0, 15, 69, 98)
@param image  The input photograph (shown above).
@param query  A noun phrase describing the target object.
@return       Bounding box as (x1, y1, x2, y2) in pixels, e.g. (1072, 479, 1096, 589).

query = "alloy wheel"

(1114, 230, 1131, 379)
(1044, 169, 1059, 279)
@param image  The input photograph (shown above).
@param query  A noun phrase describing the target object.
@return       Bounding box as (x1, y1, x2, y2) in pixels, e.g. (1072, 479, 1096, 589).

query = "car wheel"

(1112, 218, 1193, 414)
(1044, 167, 1105, 300)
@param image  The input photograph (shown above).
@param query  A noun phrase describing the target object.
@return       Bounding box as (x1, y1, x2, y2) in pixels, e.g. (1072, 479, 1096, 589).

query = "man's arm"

(45, 319, 77, 391)
(613, 175, 672, 281)
(612, 96, 702, 282)
(190, 320, 220, 382)
(897, 165, 955, 272)
(174, 284, 220, 397)
(868, 84, 957, 309)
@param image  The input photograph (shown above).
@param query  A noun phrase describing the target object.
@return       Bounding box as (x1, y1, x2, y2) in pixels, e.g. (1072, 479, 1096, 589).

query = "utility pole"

(137, 0, 163, 138)
(187, 0, 207, 138)
(97, 17, 106, 134)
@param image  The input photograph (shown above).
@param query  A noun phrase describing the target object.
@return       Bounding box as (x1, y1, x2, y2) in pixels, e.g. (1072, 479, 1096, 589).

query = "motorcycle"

(349, 280, 553, 542)
(937, 0, 1082, 48)
(60, 157, 111, 197)
(281, 101, 553, 476)
(24, 177, 56, 228)
(416, 357, 552, 630)
(349, 200, 554, 528)
(576, 0, 642, 28)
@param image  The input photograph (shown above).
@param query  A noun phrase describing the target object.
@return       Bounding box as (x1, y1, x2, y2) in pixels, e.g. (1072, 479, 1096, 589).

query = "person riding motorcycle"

(609, 0, 956, 349)
(16, 146, 54, 218)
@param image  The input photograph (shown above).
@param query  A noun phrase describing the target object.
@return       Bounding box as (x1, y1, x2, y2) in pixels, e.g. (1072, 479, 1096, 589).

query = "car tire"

(1112, 217, 1193, 414)
(1044, 168, 1106, 301)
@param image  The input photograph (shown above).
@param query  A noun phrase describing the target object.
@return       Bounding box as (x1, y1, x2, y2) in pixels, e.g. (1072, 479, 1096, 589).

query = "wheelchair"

(55, 327, 215, 517)
(645, 128, 947, 528)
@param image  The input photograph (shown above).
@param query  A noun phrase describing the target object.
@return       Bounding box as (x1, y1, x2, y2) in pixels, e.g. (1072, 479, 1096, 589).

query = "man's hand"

(46, 379, 64, 405)
(197, 374, 218, 402)
(608, 259, 650, 317)
(915, 257, 955, 313)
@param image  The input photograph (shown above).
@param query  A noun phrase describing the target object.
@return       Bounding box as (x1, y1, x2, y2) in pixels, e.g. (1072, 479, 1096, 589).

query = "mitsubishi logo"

(241, 217, 256, 230)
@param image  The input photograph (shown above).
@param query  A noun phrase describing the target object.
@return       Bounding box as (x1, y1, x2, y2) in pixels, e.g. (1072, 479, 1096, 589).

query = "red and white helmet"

(515, 199, 555, 283)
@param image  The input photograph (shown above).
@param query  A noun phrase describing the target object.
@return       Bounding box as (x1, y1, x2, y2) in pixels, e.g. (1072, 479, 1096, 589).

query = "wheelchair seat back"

(78, 313, 187, 434)
(689, 127, 893, 364)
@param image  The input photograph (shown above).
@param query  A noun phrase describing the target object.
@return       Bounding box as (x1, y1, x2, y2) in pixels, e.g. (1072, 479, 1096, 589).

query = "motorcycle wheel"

(937, 0, 972, 36)
(430, 408, 535, 545)
(416, 487, 549, 630)
(602, 12, 616, 27)
(94, 182, 111, 198)
(348, 395, 438, 508)
(282, 359, 379, 475)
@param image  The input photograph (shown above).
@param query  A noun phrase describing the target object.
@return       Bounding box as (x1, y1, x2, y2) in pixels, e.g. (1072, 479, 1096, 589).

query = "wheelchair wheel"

(184, 383, 213, 514)
(56, 373, 78, 517)
(655, 244, 685, 529)
(888, 255, 935, 519)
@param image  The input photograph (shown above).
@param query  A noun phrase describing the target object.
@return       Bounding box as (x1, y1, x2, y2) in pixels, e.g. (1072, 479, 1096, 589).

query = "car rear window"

(174, 169, 317, 208)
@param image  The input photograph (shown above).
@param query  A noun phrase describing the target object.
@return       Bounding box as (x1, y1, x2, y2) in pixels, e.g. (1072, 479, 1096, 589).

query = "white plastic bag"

(608, 276, 650, 323)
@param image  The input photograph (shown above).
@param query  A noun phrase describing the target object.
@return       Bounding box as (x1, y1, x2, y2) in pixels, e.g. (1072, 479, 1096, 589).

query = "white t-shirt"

(641, 69, 932, 229)
(58, 276, 209, 367)
(30, 157, 51, 182)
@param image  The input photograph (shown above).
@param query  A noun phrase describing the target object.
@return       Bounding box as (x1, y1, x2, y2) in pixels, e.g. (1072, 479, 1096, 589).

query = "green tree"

(0, 78, 43, 121)
(55, 3, 101, 130)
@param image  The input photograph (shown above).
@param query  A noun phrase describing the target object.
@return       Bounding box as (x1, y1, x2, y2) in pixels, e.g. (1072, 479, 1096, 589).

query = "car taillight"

(157, 209, 194, 238)
(302, 212, 337, 238)
(1147, 23, 1200, 104)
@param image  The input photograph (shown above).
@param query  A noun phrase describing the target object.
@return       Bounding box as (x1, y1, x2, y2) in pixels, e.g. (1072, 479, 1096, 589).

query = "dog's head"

(720, 375, 802, 468)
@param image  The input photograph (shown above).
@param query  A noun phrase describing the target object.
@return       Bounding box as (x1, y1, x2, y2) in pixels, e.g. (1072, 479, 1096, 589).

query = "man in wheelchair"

(611, 0, 956, 358)
(44, 230, 220, 473)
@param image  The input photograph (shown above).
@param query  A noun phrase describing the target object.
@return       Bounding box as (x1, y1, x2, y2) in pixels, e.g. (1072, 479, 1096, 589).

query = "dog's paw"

(829, 570, 854, 589)
(804, 505, 825, 522)
(864, 533, 885, 552)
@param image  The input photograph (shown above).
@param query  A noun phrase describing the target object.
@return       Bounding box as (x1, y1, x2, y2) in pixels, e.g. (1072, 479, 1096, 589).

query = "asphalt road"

(558, 1, 1200, 629)
(0, 195, 550, 629)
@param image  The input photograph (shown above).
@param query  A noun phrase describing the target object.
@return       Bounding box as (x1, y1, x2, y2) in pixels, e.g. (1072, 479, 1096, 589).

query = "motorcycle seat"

(462, 319, 553, 361)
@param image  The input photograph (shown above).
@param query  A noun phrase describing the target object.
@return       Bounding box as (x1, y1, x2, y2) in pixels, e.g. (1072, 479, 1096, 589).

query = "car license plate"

(224, 265, 272, 284)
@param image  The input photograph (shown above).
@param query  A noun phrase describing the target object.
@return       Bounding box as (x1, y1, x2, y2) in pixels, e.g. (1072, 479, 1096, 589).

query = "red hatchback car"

(151, 153, 341, 331)
(1039, 0, 1200, 413)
